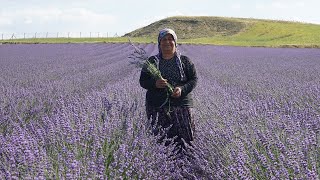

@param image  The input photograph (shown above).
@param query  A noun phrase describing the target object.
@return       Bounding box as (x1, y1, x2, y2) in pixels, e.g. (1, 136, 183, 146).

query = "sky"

(1, 0, 319, 38)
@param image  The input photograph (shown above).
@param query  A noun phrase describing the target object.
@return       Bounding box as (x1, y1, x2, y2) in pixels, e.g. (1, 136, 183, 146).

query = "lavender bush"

(0, 43, 319, 179)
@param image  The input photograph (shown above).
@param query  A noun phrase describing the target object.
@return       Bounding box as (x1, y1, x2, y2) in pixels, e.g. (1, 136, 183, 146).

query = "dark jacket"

(139, 55, 197, 108)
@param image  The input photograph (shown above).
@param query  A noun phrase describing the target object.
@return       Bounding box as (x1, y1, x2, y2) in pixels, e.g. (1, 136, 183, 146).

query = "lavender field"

(0, 43, 319, 179)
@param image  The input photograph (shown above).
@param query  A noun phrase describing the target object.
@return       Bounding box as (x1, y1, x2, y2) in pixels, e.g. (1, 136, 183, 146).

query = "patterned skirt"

(146, 105, 195, 149)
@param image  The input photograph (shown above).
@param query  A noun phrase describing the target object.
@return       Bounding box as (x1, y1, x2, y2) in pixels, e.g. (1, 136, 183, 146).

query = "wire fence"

(1, 32, 121, 40)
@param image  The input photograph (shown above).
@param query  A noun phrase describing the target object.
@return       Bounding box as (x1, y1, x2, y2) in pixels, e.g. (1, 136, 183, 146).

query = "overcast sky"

(1, 0, 319, 37)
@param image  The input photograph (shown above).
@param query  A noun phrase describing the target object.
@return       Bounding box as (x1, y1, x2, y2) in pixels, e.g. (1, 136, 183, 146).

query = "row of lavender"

(0, 43, 319, 179)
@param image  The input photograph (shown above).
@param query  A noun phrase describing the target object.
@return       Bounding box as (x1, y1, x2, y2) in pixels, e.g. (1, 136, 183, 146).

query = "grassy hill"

(124, 16, 247, 39)
(124, 16, 320, 48)
(2, 16, 320, 48)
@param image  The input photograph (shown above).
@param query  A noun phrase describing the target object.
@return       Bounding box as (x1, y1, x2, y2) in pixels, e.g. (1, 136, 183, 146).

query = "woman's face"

(160, 34, 176, 56)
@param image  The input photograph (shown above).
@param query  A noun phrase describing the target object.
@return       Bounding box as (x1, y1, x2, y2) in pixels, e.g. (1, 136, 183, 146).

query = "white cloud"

(271, 0, 305, 9)
(133, 11, 185, 31)
(0, 11, 13, 26)
(0, 7, 116, 32)
(231, 3, 241, 9)
(0, 18, 13, 26)
(23, 17, 33, 24)
(255, 3, 266, 10)
(58, 8, 115, 23)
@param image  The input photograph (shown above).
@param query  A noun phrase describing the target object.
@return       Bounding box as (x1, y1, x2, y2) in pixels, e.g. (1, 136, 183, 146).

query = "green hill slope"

(124, 16, 320, 48)
(124, 16, 247, 39)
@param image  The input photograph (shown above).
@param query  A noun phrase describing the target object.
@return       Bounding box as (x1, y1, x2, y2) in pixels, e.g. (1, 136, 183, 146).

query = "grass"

(180, 20, 320, 48)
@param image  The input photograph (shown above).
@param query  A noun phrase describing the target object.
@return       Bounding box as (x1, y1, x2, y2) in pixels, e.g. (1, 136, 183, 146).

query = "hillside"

(124, 16, 247, 39)
(124, 16, 320, 48)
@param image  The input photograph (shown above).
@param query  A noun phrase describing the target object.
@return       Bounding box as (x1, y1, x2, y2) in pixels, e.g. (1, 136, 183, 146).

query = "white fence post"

(11, 33, 15, 40)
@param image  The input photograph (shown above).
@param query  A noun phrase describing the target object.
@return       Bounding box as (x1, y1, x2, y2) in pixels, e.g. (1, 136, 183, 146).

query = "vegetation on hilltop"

(124, 16, 248, 39)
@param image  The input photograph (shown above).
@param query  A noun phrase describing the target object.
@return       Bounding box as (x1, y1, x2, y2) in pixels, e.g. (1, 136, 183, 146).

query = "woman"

(139, 28, 198, 152)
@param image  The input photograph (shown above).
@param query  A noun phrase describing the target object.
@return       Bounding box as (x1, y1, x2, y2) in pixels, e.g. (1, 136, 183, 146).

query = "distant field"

(1, 43, 319, 179)
(0, 37, 154, 44)
(2, 16, 320, 48)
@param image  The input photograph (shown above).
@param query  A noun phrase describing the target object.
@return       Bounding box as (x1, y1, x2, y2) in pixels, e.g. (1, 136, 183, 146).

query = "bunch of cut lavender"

(128, 40, 174, 95)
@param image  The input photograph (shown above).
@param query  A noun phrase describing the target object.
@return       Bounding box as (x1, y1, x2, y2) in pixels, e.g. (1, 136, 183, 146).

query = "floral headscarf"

(154, 28, 186, 82)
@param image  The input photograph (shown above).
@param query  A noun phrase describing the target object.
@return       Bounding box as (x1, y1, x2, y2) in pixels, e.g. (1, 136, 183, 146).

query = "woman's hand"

(155, 78, 168, 88)
(171, 87, 182, 98)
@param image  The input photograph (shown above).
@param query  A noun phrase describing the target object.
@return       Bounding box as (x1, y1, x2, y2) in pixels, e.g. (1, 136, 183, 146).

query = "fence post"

(46, 32, 48, 38)
(57, 32, 59, 38)
(35, 32, 37, 38)
(68, 32, 70, 38)
(90, 32, 91, 38)
(80, 32, 81, 38)
(2, 34, 3, 40)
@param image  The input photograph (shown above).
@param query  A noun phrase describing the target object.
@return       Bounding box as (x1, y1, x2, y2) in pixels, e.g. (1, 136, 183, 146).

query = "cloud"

(0, 7, 116, 32)
(271, 0, 305, 9)
(0, 18, 13, 26)
(231, 3, 241, 10)
(132, 11, 185, 31)
(57, 8, 115, 23)
(23, 17, 33, 24)
(0, 11, 13, 26)
(255, 3, 266, 10)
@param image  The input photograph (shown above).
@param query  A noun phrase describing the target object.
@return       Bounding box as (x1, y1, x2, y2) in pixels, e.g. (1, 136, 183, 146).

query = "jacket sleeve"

(180, 56, 198, 97)
(139, 57, 157, 90)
